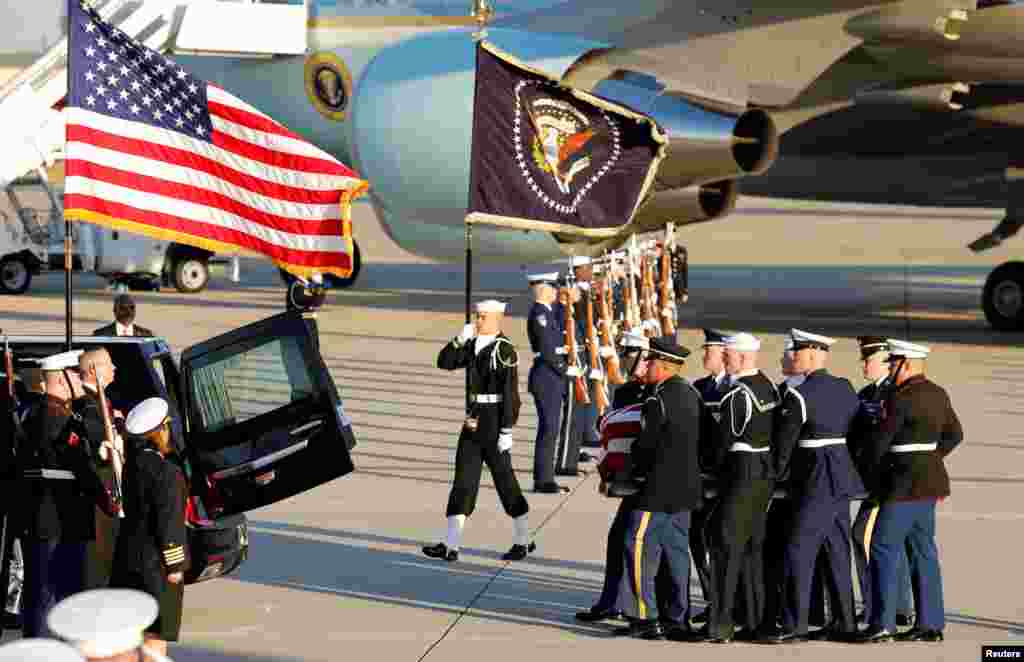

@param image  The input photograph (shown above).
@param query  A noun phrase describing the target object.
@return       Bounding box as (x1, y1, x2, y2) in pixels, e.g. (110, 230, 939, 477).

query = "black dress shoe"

(757, 628, 808, 644)
(895, 628, 943, 642)
(501, 541, 537, 561)
(575, 606, 620, 623)
(534, 483, 569, 494)
(422, 542, 458, 562)
(896, 613, 915, 628)
(689, 609, 707, 625)
(555, 469, 584, 477)
(809, 627, 856, 643)
(3, 612, 22, 630)
(855, 626, 895, 643)
(619, 620, 665, 640)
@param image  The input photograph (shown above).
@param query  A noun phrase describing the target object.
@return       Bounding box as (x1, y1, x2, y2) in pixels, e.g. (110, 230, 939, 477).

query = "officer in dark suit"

(856, 339, 962, 643)
(848, 336, 914, 628)
(18, 351, 118, 638)
(526, 272, 569, 494)
(576, 331, 650, 624)
(616, 338, 702, 641)
(92, 294, 154, 338)
(687, 328, 728, 626)
(701, 333, 779, 643)
(761, 329, 864, 644)
(424, 300, 533, 563)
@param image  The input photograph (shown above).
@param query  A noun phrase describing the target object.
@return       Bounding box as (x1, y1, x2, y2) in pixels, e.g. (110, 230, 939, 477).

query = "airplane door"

(179, 311, 356, 517)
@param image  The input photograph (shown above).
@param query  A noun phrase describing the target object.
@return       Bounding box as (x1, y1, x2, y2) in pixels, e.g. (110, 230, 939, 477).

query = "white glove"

(498, 433, 514, 452)
(457, 323, 476, 344)
(589, 368, 604, 380)
(599, 346, 616, 359)
(555, 346, 568, 355)
(566, 366, 583, 377)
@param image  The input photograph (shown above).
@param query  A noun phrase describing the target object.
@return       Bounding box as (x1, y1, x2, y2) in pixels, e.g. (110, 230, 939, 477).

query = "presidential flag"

(64, 0, 368, 279)
(465, 41, 667, 238)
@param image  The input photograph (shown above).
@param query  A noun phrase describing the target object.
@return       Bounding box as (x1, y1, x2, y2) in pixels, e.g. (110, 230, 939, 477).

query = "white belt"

(729, 442, 770, 453)
(472, 394, 503, 404)
(798, 438, 846, 449)
(889, 442, 938, 453)
(22, 469, 75, 480)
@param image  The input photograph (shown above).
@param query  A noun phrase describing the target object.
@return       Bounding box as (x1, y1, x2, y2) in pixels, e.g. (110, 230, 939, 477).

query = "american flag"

(64, 0, 368, 278)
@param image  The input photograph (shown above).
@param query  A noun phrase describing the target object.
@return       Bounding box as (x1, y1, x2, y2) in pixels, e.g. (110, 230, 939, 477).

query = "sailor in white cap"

(696, 332, 778, 642)
(20, 351, 117, 638)
(48, 588, 171, 661)
(855, 339, 962, 644)
(760, 329, 864, 643)
(426, 300, 535, 562)
(0, 639, 84, 661)
(107, 398, 187, 658)
(525, 273, 570, 494)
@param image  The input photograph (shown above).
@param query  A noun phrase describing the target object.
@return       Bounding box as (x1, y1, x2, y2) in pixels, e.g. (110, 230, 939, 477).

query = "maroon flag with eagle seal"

(465, 41, 667, 237)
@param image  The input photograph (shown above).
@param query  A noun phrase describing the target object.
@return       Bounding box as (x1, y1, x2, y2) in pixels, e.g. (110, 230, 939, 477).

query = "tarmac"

(1, 200, 1022, 661)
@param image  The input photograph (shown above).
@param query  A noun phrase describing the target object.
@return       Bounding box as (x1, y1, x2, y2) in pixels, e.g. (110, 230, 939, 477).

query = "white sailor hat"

(0, 639, 84, 662)
(47, 589, 159, 659)
(475, 299, 507, 313)
(569, 256, 592, 267)
(725, 332, 761, 352)
(39, 350, 84, 372)
(789, 328, 836, 351)
(124, 397, 169, 436)
(620, 331, 650, 352)
(783, 335, 795, 352)
(527, 272, 559, 286)
(886, 338, 930, 360)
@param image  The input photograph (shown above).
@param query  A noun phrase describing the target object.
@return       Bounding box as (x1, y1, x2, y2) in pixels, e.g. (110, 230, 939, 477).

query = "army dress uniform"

(847, 336, 914, 627)
(18, 353, 117, 638)
(703, 333, 780, 642)
(618, 339, 702, 641)
(857, 340, 962, 643)
(526, 273, 569, 493)
(109, 399, 188, 641)
(769, 330, 865, 642)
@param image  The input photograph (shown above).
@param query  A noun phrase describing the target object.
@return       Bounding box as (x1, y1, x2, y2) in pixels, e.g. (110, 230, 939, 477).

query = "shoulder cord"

(492, 337, 519, 370)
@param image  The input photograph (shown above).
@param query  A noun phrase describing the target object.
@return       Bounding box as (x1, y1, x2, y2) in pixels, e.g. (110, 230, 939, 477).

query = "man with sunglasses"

(855, 339, 962, 644)
(93, 294, 153, 338)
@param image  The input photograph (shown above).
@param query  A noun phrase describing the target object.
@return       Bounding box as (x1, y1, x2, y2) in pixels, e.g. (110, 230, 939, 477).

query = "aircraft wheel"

(173, 256, 210, 293)
(0, 254, 32, 295)
(982, 261, 1024, 331)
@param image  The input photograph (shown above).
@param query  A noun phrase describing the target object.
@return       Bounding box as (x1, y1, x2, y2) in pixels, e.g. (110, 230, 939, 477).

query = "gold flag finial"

(471, 0, 494, 40)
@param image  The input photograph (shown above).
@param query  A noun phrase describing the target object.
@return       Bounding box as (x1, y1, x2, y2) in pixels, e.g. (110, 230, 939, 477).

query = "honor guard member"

(700, 333, 779, 643)
(849, 337, 914, 628)
(19, 351, 118, 638)
(616, 338, 701, 641)
(526, 272, 570, 494)
(576, 331, 650, 624)
(48, 588, 173, 661)
(109, 398, 187, 658)
(687, 328, 728, 626)
(425, 300, 533, 562)
(856, 339, 961, 643)
(762, 329, 864, 644)
(0, 639, 84, 661)
(555, 257, 597, 476)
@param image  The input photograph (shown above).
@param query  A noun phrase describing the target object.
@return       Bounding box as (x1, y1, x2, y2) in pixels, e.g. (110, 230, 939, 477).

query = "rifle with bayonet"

(560, 283, 590, 404)
(92, 367, 125, 519)
(658, 242, 677, 338)
(585, 286, 610, 415)
(596, 278, 625, 385)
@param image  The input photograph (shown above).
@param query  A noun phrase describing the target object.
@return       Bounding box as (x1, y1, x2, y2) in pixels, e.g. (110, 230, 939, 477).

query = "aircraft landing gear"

(982, 261, 1024, 331)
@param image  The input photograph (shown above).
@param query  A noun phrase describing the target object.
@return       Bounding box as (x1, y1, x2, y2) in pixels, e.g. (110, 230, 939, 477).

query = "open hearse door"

(179, 310, 356, 517)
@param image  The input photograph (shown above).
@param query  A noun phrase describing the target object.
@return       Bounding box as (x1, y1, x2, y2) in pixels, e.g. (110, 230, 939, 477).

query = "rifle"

(560, 284, 590, 404)
(639, 252, 659, 337)
(585, 286, 610, 415)
(596, 279, 625, 385)
(658, 242, 677, 338)
(92, 367, 125, 519)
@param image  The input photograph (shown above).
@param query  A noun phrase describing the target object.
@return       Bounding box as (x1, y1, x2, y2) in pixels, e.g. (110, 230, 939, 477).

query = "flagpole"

(464, 223, 473, 414)
(64, 0, 72, 351)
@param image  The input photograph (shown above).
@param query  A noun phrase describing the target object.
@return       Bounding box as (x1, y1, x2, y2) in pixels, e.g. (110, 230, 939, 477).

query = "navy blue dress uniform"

(687, 328, 729, 618)
(703, 333, 780, 642)
(576, 333, 650, 624)
(848, 336, 914, 627)
(617, 339, 702, 641)
(525, 273, 569, 493)
(766, 329, 865, 643)
(556, 257, 598, 474)
(857, 339, 962, 643)
(425, 300, 533, 563)
(109, 398, 188, 642)
(17, 351, 118, 638)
